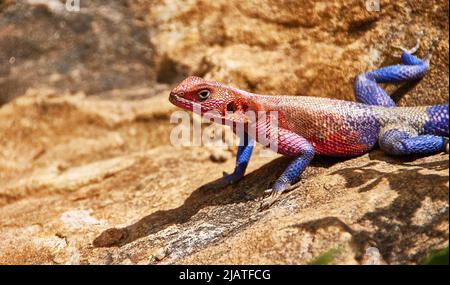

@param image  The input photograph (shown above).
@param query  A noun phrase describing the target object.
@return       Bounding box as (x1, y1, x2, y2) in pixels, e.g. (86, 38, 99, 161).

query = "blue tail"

(423, 104, 449, 137)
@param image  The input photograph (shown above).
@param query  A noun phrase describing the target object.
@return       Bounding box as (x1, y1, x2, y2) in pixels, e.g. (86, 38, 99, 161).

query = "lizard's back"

(253, 95, 448, 156)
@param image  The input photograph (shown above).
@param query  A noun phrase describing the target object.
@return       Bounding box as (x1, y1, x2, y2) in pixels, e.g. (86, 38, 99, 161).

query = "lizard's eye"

(197, 89, 210, 100)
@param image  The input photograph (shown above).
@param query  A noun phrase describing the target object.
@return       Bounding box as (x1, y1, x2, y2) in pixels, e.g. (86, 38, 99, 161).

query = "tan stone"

(0, 0, 448, 265)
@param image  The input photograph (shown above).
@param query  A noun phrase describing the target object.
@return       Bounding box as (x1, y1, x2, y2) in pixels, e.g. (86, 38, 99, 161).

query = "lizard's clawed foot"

(392, 38, 420, 55)
(202, 171, 232, 190)
(259, 183, 298, 210)
(392, 36, 439, 64)
(423, 38, 439, 64)
(202, 171, 241, 190)
(259, 189, 283, 210)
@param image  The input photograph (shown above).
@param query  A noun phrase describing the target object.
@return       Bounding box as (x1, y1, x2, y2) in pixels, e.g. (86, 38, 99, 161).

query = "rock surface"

(0, 0, 448, 264)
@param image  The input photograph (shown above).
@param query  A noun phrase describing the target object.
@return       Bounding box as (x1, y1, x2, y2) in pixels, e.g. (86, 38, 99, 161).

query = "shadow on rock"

(93, 154, 346, 248)
(290, 155, 449, 264)
(93, 156, 314, 247)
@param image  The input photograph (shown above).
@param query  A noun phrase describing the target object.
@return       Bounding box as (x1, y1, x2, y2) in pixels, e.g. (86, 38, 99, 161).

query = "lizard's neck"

(225, 86, 278, 113)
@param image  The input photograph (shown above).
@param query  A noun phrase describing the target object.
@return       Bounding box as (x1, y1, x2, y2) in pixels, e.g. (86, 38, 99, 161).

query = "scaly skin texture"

(169, 43, 449, 209)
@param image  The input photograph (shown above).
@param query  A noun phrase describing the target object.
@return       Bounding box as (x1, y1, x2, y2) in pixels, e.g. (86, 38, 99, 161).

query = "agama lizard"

(169, 42, 449, 209)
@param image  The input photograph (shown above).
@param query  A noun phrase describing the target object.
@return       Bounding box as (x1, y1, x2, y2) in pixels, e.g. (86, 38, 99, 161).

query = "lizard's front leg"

(224, 133, 254, 183)
(205, 133, 254, 189)
(260, 128, 315, 210)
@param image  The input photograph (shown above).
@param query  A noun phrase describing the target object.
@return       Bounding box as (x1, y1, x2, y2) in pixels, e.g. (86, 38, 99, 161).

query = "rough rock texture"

(0, 0, 157, 104)
(146, 0, 449, 105)
(0, 0, 448, 264)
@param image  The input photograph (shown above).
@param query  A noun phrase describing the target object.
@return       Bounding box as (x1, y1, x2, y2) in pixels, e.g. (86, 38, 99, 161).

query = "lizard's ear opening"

(225, 102, 249, 114)
(227, 102, 253, 124)
(226, 102, 234, 112)
(235, 102, 249, 113)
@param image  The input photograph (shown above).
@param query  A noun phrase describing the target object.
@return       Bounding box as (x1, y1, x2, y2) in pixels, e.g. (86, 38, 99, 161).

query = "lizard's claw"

(259, 190, 282, 210)
(392, 39, 420, 55)
(264, 188, 273, 194)
(423, 38, 439, 64)
(259, 182, 302, 210)
(392, 36, 439, 64)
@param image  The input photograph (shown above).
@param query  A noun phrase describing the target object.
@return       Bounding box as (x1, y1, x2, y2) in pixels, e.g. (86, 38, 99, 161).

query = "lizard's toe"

(264, 188, 273, 194)
(392, 38, 420, 56)
(259, 190, 282, 211)
(259, 183, 292, 210)
(259, 182, 302, 210)
(202, 172, 232, 190)
(202, 171, 243, 190)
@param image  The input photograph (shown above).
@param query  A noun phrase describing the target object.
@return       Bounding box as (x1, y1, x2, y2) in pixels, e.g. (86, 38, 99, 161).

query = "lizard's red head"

(169, 76, 254, 124)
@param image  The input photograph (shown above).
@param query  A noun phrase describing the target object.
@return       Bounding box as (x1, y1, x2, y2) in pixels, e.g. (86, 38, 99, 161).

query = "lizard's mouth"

(169, 93, 193, 110)
(169, 93, 215, 115)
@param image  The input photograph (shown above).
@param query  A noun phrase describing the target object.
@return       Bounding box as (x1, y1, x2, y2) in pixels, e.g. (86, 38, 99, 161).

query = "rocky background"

(0, 0, 448, 264)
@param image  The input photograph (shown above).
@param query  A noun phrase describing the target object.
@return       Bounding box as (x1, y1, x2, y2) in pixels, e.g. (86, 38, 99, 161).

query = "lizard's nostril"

(170, 91, 184, 97)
